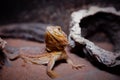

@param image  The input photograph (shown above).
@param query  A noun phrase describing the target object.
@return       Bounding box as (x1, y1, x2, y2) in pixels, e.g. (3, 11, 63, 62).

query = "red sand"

(0, 39, 119, 80)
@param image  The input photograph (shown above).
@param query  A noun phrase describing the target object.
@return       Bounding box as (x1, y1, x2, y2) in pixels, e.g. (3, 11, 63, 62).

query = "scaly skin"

(0, 26, 84, 78)
(20, 26, 84, 78)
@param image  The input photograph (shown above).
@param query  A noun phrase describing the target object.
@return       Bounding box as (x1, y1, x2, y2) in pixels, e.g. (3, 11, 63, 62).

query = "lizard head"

(0, 38, 7, 50)
(45, 26, 68, 51)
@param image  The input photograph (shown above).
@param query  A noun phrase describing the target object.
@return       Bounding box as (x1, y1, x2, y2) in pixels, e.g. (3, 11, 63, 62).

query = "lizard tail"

(20, 53, 50, 65)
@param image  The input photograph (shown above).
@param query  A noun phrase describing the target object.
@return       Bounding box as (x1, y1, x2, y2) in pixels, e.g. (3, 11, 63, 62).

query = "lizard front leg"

(47, 56, 59, 79)
(66, 57, 85, 69)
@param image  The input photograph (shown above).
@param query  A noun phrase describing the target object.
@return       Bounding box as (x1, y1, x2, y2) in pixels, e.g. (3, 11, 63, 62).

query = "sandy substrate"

(0, 39, 120, 80)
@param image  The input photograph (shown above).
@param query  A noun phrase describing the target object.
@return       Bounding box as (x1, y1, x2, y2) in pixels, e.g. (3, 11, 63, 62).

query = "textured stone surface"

(69, 6, 120, 67)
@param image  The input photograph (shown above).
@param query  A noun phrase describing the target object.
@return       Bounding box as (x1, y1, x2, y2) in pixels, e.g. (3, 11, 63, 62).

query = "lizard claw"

(72, 64, 85, 70)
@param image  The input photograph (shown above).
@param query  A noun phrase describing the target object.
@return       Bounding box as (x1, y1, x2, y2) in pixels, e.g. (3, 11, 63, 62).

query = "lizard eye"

(58, 27, 61, 31)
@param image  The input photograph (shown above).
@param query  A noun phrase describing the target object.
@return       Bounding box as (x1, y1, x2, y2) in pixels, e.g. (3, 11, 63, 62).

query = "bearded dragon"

(0, 26, 84, 78)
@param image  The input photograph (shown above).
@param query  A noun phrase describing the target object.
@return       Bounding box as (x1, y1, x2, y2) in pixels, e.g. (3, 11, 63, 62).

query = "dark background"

(0, 0, 120, 33)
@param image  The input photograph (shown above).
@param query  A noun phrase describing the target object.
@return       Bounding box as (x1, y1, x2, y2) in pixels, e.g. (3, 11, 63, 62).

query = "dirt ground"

(0, 39, 119, 80)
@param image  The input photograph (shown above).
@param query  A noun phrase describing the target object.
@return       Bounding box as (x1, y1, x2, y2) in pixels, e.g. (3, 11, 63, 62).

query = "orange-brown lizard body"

(0, 26, 84, 78)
